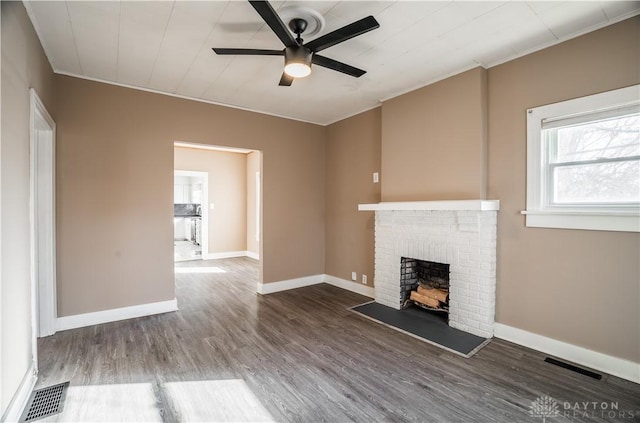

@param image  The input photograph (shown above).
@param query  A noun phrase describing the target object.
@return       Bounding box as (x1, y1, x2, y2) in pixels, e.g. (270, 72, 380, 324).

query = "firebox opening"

(400, 257, 450, 320)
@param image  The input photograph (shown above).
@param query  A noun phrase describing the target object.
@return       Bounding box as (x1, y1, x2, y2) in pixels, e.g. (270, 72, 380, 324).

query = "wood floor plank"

(36, 258, 640, 422)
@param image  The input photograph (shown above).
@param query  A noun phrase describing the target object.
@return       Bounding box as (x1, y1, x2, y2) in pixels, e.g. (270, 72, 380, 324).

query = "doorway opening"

(174, 171, 208, 262)
(173, 142, 261, 265)
(29, 88, 57, 353)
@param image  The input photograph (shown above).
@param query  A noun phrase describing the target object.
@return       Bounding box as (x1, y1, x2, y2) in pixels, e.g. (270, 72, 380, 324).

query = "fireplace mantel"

(358, 200, 500, 212)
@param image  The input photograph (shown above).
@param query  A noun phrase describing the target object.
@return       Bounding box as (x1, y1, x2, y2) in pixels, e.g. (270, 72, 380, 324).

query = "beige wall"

(325, 18, 639, 364)
(2, 8, 637, 417)
(55, 75, 325, 317)
(246, 151, 260, 256)
(487, 17, 640, 362)
(0, 1, 55, 415)
(381, 67, 487, 201)
(325, 109, 381, 286)
(174, 147, 247, 254)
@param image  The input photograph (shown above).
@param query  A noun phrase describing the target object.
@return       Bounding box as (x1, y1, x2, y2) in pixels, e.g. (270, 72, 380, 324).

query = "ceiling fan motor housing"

(285, 46, 312, 63)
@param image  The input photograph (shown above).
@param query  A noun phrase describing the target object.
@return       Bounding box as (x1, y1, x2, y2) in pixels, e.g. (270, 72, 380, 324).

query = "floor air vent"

(544, 357, 602, 380)
(20, 381, 69, 422)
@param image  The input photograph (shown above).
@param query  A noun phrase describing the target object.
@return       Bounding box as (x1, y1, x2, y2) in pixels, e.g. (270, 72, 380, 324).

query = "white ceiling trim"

(483, 8, 640, 69)
(377, 62, 483, 104)
(323, 102, 382, 126)
(22, 0, 57, 72)
(23, 1, 640, 127)
(54, 69, 323, 126)
(377, 8, 640, 105)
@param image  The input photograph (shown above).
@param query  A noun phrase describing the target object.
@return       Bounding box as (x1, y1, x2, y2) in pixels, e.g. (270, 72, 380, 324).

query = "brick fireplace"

(358, 201, 499, 338)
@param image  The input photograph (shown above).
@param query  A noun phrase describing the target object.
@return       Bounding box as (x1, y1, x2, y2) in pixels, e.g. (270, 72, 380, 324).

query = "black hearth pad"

(349, 302, 489, 358)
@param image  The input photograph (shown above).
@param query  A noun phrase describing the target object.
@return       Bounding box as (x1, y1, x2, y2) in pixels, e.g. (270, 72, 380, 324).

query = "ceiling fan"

(212, 0, 380, 86)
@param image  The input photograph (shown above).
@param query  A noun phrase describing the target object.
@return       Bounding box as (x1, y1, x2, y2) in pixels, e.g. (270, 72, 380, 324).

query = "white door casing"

(29, 88, 57, 352)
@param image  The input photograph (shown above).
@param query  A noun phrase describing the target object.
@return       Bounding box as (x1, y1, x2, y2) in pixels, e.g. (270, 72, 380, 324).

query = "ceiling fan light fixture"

(284, 47, 312, 78)
(284, 62, 311, 78)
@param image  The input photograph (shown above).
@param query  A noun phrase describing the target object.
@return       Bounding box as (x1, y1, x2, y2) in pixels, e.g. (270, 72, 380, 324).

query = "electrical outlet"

(373, 172, 379, 183)
(362, 274, 367, 284)
(351, 272, 357, 281)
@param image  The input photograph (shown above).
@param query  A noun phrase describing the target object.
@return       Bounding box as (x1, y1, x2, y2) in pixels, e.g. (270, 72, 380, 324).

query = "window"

(524, 85, 640, 232)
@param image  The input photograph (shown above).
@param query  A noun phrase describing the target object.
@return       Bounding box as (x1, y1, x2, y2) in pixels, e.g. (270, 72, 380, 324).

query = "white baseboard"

(56, 298, 178, 332)
(324, 275, 375, 298)
(257, 275, 324, 294)
(204, 251, 248, 260)
(494, 323, 640, 384)
(2, 361, 37, 423)
(202, 251, 259, 260)
(256, 274, 375, 298)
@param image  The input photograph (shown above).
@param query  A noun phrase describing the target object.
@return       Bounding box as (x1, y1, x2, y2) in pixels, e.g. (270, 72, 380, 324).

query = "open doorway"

(173, 142, 261, 262)
(174, 171, 208, 262)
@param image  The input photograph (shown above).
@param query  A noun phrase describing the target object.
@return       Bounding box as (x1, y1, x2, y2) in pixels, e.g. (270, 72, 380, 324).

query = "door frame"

(174, 170, 209, 259)
(29, 88, 57, 361)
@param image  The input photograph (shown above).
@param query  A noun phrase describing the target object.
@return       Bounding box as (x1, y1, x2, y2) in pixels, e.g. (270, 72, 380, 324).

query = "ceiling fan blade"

(249, 1, 298, 48)
(305, 16, 379, 53)
(312, 55, 366, 78)
(212, 48, 283, 56)
(279, 72, 294, 86)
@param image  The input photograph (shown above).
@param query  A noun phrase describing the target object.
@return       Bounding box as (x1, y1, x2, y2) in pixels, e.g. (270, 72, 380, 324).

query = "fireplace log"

(417, 286, 448, 303)
(409, 291, 440, 308)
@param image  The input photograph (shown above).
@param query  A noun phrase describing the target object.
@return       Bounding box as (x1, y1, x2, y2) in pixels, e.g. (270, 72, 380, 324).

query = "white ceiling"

(24, 1, 640, 125)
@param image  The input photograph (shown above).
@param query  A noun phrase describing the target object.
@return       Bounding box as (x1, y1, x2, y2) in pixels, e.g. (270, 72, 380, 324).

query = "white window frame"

(523, 84, 640, 232)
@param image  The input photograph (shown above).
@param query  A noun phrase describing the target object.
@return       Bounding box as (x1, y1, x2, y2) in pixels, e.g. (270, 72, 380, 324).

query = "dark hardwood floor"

(37, 258, 640, 422)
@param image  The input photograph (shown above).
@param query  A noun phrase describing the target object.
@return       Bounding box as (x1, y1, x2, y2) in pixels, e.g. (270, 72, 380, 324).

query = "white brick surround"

(362, 201, 498, 338)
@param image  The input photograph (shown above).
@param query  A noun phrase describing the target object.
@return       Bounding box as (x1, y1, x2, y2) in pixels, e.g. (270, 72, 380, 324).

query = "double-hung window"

(524, 85, 640, 232)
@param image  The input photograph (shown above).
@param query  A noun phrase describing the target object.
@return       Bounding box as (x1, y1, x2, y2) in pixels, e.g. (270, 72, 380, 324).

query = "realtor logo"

(530, 396, 560, 422)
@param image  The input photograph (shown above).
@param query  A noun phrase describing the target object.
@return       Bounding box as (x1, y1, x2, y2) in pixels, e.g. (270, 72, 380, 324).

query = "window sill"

(521, 209, 640, 232)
